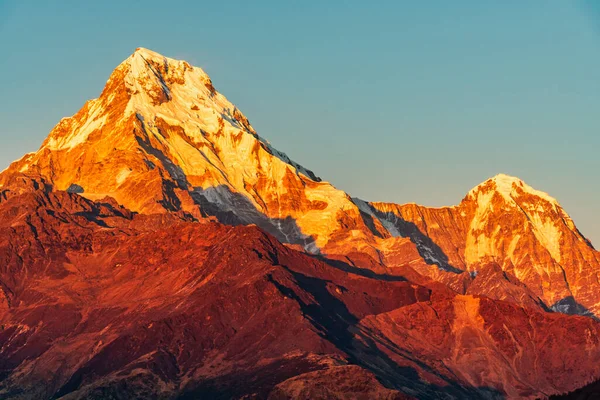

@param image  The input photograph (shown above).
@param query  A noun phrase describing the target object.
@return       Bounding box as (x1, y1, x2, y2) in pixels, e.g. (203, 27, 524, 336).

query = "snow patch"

(353, 198, 401, 237)
(529, 214, 563, 264)
(116, 168, 132, 186)
(46, 104, 107, 151)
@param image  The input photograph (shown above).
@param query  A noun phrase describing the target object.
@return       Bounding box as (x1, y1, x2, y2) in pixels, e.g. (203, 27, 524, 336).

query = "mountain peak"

(126, 47, 199, 79)
(1, 48, 327, 246)
(120, 47, 214, 105)
(490, 172, 522, 187)
(132, 46, 163, 59)
(468, 173, 559, 207)
(490, 173, 525, 200)
(127, 47, 187, 69)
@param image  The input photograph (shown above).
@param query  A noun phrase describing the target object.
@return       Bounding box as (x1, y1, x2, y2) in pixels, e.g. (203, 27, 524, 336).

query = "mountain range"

(0, 48, 598, 399)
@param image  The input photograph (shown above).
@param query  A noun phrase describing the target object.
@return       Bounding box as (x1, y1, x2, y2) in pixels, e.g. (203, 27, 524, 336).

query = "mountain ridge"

(1, 48, 598, 320)
(1, 47, 600, 399)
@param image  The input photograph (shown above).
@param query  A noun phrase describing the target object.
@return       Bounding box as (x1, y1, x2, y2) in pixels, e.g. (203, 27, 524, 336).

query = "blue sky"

(1, 1, 599, 244)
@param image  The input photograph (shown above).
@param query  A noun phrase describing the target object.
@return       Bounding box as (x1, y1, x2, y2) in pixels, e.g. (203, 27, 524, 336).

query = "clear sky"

(1, 1, 599, 244)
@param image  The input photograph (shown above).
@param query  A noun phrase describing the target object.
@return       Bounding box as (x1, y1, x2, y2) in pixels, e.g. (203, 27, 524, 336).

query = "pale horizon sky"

(1, 1, 599, 244)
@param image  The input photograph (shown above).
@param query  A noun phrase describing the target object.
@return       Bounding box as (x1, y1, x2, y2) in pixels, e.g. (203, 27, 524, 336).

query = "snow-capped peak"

(128, 47, 192, 72)
(125, 47, 211, 84)
(15, 47, 332, 249)
(491, 173, 525, 196)
(132, 47, 166, 60)
(468, 173, 559, 207)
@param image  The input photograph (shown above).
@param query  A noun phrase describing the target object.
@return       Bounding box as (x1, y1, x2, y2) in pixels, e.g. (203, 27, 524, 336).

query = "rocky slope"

(1, 186, 600, 399)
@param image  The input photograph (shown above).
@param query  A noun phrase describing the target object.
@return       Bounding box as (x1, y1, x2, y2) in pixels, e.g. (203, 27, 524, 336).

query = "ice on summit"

(468, 173, 560, 208)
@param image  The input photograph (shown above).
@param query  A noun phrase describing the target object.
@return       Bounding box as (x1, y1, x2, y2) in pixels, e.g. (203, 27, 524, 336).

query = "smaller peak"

(468, 173, 559, 206)
(491, 173, 522, 182)
(489, 173, 525, 194)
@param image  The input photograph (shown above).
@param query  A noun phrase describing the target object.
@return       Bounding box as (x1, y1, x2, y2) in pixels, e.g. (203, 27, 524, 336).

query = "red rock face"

(0, 187, 599, 399)
(2, 48, 600, 399)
